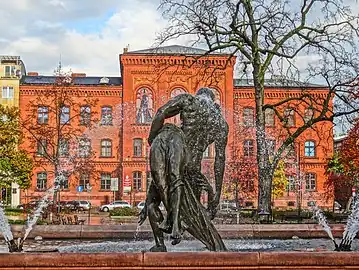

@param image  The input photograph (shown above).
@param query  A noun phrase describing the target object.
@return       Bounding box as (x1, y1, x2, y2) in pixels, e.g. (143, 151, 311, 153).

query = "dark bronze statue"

(6, 238, 23, 252)
(139, 87, 228, 252)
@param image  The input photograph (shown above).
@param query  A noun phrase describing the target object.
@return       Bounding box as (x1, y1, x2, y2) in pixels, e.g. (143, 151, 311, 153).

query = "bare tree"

(158, 0, 359, 212)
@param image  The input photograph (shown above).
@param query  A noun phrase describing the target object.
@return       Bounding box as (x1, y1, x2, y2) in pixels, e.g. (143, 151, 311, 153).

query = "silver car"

(100, 200, 131, 212)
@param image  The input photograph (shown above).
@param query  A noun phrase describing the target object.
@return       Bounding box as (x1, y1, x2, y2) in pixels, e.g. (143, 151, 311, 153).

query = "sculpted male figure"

(148, 87, 228, 217)
(139, 87, 228, 252)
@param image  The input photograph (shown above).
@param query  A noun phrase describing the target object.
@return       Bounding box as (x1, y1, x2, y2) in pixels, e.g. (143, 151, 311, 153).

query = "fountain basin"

(0, 251, 359, 269)
(3, 224, 347, 240)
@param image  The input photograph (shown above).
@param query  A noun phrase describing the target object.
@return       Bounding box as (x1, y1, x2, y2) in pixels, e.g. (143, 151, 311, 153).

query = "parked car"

(100, 200, 131, 212)
(65, 201, 78, 211)
(65, 200, 91, 211)
(219, 200, 238, 212)
(137, 201, 146, 211)
(75, 200, 91, 211)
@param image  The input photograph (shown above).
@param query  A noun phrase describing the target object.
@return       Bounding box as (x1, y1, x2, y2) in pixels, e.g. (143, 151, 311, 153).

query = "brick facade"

(18, 46, 333, 209)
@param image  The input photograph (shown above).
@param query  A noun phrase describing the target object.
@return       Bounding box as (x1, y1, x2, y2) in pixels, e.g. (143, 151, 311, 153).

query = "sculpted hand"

(207, 200, 218, 220)
(138, 207, 147, 226)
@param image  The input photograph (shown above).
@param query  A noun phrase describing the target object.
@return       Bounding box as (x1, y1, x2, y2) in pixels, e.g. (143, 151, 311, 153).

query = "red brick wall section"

(0, 252, 358, 269)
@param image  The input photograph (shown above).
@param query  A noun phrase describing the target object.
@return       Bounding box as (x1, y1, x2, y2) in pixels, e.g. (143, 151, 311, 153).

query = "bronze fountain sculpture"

(139, 87, 228, 251)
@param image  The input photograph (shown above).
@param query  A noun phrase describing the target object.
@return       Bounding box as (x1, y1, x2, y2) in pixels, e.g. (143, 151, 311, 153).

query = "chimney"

(27, 72, 39, 76)
(123, 47, 128, 53)
(71, 73, 86, 77)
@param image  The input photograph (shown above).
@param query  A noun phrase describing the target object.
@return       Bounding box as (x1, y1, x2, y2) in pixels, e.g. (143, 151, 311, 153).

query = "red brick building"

(19, 45, 333, 209)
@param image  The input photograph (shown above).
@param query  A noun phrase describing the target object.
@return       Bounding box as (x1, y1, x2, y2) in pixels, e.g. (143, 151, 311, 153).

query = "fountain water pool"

(1, 238, 358, 253)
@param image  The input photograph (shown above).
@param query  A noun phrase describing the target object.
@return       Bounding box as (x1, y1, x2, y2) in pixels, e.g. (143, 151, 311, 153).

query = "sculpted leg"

(148, 202, 167, 252)
(145, 181, 166, 252)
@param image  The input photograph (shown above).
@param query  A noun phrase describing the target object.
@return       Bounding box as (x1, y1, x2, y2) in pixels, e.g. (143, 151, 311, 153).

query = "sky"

(0, 0, 164, 76)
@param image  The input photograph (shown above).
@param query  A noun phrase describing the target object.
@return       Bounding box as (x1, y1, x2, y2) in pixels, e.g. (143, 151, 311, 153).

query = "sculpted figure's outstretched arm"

(212, 123, 229, 208)
(148, 95, 186, 145)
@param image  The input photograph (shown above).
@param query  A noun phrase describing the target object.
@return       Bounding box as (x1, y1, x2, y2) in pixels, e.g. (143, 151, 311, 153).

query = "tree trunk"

(258, 164, 274, 213)
(253, 64, 274, 213)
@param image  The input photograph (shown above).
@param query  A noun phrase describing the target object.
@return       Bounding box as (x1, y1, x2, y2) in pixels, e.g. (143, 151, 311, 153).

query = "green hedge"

(8, 219, 26, 225)
(5, 207, 24, 213)
(110, 207, 139, 216)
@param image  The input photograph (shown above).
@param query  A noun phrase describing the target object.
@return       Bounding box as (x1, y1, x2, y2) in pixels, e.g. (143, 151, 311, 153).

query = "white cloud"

(0, 0, 165, 76)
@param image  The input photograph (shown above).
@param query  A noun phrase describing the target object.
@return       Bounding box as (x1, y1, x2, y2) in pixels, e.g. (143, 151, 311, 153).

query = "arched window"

(265, 108, 275, 127)
(78, 137, 91, 158)
(60, 106, 70, 124)
(304, 107, 314, 123)
(212, 88, 221, 105)
(136, 88, 153, 124)
(101, 139, 112, 157)
(133, 171, 142, 191)
(305, 173, 316, 191)
(170, 88, 186, 125)
(37, 106, 49, 124)
(171, 88, 186, 98)
(36, 172, 47, 190)
(80, 105, 91, 126)
(133, 138, 143, 157)
(284, 108, 295, 127)
(101, 106, 113, 125)
(243, 139, 254, 157)
(304, 140, 315, 157)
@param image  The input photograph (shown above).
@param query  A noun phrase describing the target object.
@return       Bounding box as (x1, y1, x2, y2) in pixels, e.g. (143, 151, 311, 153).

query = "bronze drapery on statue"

(139, 88, 228, 252)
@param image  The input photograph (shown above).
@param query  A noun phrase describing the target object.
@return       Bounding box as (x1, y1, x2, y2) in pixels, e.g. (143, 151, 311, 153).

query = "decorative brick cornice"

(122, 55, 234, 68)
(20, 87, 122, 97)
(233, 91, 328, 99)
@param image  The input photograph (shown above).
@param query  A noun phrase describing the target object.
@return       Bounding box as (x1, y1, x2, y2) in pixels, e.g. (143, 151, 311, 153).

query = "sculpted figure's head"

(196, 87, 215, 102)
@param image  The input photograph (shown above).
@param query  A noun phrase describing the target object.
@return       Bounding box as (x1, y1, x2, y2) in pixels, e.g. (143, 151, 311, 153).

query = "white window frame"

(2, 86, 14, 99)
(4, 66, 16, 77)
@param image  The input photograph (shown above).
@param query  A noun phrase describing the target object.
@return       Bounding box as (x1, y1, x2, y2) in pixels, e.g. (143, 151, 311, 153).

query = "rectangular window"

(133, 171, 142, 191)
(1, 86, 14, 99)
(265, 108, 275, 127)
(243, 107, 254, 127)
(37, 106, 49, 124)
(79, 173, 90, 189)
(243, 140, 254, 157)
(305, 173, 316, 191)
(133, 139, 143, 157)
(60, 106, 70, 124)
(4, 66, 15, 77)
(101, 139, 112, 157)
(36, 172, 47, 190)
(304, 141, 316, 157)
(80, 105, 91, 126)
(101, 106, 112, 125)
(287, 175, 296, 192)
(78, 138, 91, 158)
(100, 173, 111, 190)
(37, 139, 47, 156)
